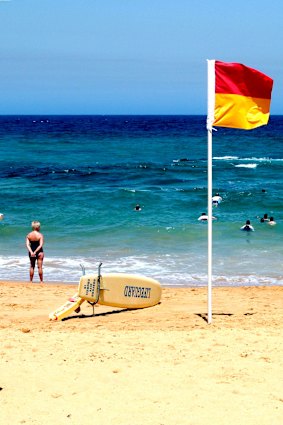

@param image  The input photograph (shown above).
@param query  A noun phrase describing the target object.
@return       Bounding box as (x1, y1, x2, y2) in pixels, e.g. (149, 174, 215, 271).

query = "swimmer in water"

(261, 213, 269, 222)
(240, 220, 254, 232)
(134, 204, 142, 211)
(212, 193, 222, 206)
(198, 212, 216, 221)
(268, 217, 276, 225)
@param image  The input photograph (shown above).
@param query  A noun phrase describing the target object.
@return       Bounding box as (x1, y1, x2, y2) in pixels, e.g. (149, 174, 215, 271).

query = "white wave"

(213, 156, 239, 160)
(235, 163, 258, 169)
(1, 255, 283, 287)
(122, 188, 152, 193)
(236, 157, 272, 162)
(214, 156, 283, 163)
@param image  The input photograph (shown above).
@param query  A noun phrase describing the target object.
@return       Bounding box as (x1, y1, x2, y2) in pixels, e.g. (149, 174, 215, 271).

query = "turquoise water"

(1, 115, 283, 285)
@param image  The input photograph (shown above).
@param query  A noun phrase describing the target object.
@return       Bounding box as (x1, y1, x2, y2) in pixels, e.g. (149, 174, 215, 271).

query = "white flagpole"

(207, 126, 213, 324)
(206, 60, 215, 324)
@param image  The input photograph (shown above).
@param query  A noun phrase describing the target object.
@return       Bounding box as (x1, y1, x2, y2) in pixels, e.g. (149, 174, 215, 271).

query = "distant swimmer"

(134, 204, 142, 211)
(261, 213, 269, 222)
(212, 193, 222, 206)
(241, 220, 254, 231)
(0, 213, 4, 221)
(198, 212, 216, 221)
(268, 217, 276, 226)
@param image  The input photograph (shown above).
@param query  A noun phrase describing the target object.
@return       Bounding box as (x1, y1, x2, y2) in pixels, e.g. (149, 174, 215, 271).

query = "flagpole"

(207, 127, 213, 324)
(206, 60, 215, 324)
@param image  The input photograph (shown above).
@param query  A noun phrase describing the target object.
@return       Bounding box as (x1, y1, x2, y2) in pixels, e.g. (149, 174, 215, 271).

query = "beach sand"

(1, 281, 283, 425)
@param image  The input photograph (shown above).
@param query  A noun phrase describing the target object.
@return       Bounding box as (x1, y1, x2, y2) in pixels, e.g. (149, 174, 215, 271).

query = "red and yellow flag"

(207, 60, 273, 130)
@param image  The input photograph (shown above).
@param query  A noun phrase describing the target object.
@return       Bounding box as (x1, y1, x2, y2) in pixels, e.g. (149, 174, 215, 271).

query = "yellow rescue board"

(78, 273, 162, 308)
(49, 293, 85, 321)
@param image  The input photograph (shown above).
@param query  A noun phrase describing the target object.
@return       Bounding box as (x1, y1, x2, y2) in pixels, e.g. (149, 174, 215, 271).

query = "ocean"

(1, 115, 283, 286)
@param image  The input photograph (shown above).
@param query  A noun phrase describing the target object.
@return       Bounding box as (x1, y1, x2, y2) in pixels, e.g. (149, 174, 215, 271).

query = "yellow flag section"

(211, 60, 273, 130)
(78, 273, 162, 309)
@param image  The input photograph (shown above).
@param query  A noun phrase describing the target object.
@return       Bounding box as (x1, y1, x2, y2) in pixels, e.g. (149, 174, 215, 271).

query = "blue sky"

(0, 0, 282, 114)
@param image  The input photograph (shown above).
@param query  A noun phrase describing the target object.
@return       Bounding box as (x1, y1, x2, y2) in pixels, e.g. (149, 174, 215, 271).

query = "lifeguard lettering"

(124, 285, 151, 299)
(83, 278, 96, 298)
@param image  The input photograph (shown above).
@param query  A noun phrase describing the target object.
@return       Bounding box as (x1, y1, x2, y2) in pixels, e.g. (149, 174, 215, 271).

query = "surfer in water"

(26, 221, 44, 283)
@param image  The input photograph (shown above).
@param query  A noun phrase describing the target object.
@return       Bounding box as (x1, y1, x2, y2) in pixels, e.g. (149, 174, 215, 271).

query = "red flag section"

(213, 61, 273, 130)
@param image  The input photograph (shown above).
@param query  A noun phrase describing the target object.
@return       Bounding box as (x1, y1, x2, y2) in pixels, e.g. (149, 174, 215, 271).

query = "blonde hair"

(31, 221, 41, 231)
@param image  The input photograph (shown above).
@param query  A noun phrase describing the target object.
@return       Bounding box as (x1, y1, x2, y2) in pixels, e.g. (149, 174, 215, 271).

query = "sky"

(0, 0, 282, 115)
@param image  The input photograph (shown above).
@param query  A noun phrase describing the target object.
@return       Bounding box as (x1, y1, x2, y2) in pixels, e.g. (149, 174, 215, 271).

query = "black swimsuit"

(29, 240, 43, 258)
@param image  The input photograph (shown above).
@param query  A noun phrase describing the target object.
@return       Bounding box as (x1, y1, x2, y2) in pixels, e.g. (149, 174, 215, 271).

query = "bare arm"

(26, 235, 34, 256)
(33, 233, 44, 255)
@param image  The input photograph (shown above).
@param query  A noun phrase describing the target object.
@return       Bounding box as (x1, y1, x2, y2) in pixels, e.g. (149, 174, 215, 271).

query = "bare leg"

(29, 265, 35, 282)
(37, 253, 44, 283)
(29, 256, 36, 282)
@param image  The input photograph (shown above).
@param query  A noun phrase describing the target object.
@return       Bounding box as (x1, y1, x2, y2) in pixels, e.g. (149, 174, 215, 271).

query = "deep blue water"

(1, 115, 283, 286)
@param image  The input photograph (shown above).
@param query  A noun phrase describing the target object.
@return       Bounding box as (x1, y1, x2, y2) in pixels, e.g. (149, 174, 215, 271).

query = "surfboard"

(78, 273, 162, 309)
(49, 293, 85, 321)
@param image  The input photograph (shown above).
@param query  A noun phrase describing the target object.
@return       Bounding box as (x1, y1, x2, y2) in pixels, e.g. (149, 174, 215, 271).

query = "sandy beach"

(1, 281, 283, 425)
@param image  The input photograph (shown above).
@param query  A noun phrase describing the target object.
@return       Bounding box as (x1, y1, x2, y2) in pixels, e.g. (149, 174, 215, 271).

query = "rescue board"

(49, 293, 85, 321)
(78, 273, 161, 309)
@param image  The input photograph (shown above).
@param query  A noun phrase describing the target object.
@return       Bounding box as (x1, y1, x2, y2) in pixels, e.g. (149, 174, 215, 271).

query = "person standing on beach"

(26, 221, 44, 283)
